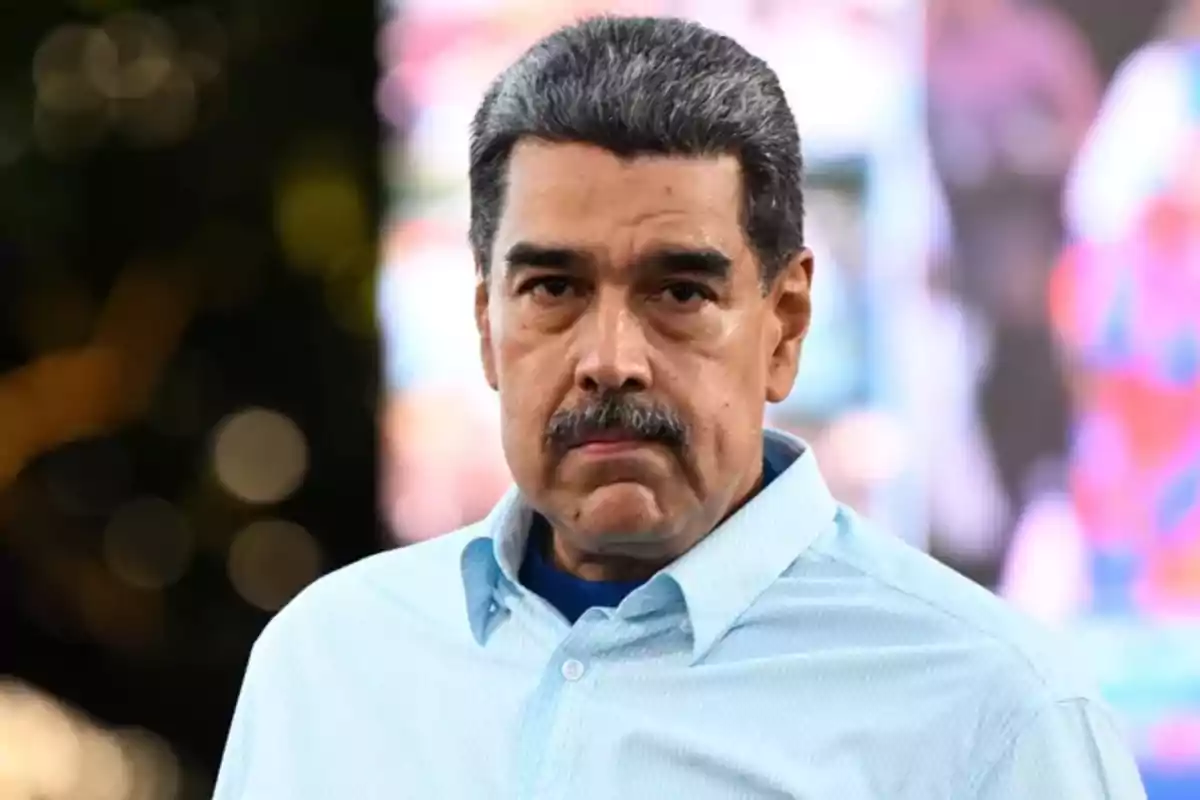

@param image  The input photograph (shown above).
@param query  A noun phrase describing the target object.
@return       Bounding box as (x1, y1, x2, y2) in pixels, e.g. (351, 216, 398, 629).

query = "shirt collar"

(460, 428, 838, 662)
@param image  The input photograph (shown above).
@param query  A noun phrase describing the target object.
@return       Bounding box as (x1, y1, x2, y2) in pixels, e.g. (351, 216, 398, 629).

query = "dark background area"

(0, 0, 382, 788)
(1055, 0, 1167, 77)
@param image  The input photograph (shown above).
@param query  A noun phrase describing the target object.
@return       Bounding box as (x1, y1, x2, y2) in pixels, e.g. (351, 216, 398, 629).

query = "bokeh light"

(33, 25, 108, 111)
(274, 161, 371, 275)
(29, 9, 222, 157)
(84, 14, 176, 102)
(118, 727, 181, 800)
(76, 728, 134, 800)
(0, 680, 184, 800)
(75, 560, 165, 655)
(98, 13, 197, 147)
(211, 408, 309, 505)
(32, 24, 110, 157)
(0, 680, 85, 799)
(113, 62, 197, 147)
(103, 496, 193, 590)
(165, 6, 228, 86)
(227, 519, 323, 611)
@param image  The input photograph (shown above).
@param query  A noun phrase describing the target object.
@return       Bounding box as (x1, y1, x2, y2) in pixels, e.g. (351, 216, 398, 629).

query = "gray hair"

(468, 15, 805, 283)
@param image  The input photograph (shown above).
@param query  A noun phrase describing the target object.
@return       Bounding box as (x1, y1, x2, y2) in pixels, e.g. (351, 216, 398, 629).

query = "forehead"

(494, 140, 747, 263)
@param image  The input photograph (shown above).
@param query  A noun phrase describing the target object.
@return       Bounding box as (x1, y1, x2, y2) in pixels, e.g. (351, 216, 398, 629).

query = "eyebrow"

(650, 247, 732, 280)
(503, 241, 732, 280)
(503, 242, 583, 271)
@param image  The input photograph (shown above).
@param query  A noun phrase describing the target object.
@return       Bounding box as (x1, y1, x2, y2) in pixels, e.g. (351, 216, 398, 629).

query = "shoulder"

(965, 694, 1144, 798)
(794, 509, 1124, 786)
(801, 508, 1099, 704)
(749, 507, 1131, 791)
(248, 522, 490, 665)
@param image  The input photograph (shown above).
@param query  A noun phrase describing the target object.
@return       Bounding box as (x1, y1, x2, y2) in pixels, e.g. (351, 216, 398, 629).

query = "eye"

(655, 281, 716, 308)
(518, 275, 578, 300)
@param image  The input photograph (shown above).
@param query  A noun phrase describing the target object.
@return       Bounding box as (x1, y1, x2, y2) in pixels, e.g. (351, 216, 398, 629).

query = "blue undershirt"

(520, 443, 793, 623)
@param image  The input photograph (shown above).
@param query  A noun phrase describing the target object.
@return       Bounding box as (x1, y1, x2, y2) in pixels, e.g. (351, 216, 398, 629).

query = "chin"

(575, 482, 669, 540)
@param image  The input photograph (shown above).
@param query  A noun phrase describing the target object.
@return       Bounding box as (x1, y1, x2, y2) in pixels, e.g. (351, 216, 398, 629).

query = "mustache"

(544, 391, 689, 453)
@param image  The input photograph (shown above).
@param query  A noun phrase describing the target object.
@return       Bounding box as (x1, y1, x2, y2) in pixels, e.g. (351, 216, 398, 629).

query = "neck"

(545, 537, 670, 582)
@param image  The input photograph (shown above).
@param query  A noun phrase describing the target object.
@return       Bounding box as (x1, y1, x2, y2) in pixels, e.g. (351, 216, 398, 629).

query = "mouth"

(571, 432, 658, 456)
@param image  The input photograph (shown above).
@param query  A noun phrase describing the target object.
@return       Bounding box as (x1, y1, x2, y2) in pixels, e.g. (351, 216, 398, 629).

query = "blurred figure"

(1065, 0, 1200, 242)
(378, 222, 511, 541)
(926, 0, 1101, 574)
(1027, 134, 1200, 617)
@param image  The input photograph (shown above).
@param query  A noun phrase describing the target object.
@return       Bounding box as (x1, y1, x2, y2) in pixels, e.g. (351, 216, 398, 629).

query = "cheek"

(494, 331, 568, 449)
(689, 316, 770, 400)
(496, 376, 551, 486)
(680, 325, 770, 449)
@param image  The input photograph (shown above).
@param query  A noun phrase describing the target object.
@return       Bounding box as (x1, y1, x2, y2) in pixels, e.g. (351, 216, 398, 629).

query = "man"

(214, 16, 1145, 799)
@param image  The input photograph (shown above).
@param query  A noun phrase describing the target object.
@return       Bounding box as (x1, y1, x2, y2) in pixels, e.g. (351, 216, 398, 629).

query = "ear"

(765, 248, 813, 404)
(475, 268, 499, 391)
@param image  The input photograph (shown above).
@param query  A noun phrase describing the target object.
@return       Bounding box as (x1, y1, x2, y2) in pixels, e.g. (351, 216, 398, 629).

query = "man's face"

(476, 140, 811, 560)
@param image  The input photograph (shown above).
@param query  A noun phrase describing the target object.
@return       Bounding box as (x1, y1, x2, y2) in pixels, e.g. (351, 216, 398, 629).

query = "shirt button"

(561, 659, 586, 682)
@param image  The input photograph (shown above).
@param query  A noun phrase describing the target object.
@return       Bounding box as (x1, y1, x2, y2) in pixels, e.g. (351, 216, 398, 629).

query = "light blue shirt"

(213, 430, 1146, 799)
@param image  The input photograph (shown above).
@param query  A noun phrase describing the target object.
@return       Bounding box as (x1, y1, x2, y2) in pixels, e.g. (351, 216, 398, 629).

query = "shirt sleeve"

(970, 698, 1147, 800)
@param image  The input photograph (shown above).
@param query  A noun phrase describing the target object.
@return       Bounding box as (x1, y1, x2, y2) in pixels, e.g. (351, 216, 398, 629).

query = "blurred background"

(2, 0, 1199, 797)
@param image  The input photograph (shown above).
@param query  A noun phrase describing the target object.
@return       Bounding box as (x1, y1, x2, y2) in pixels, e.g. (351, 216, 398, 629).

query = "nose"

(573, 290, 652, 394)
